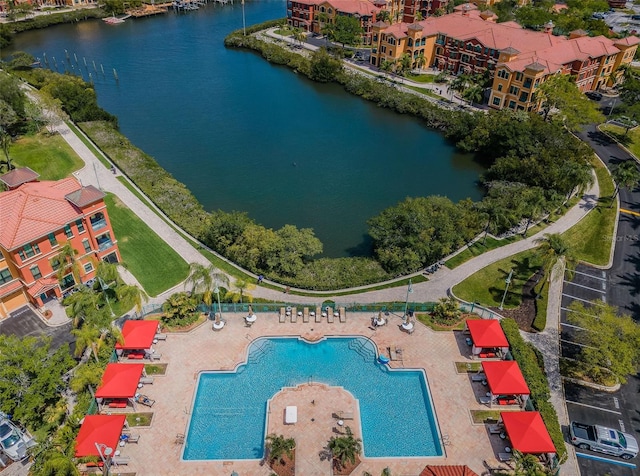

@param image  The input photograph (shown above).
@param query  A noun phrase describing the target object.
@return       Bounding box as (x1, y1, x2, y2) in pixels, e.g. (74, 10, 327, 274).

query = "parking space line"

(575, 451, 636, 468)
(561, 307, 600, 318)
(572, 269, 607, 281)
(566, 400, 621, 414)
(562, 281, 606, 294)
(560, 339, 594, 349)
(562, 293, 602, 304)
(560, 322, 586, 331)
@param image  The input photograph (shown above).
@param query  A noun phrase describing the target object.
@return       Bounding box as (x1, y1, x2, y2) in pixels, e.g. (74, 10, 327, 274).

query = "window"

(0, 268, 11, 284)
(519, 92, 529, 102)
(497, 70, 510, 79)
(509, 86, 519, 95)
(60, 274, 75, 290)
(466, 43, 473, 51)
(64, 224, 73, 238)
(327, 8, 332, 13)
(492, 97, 501, 106)
(508, 100, 516, 109)
(82, 239, 91, 253)
(31, 265, 42, 280)
(48, 233, 57, 247)
(515, 72, 523, 81)
(497, 84, 503, 92)
(83, 263, 93, 274)
(523, 78, 532, 89)
(18, 243, 41, 261)
(50, 257, 61, 271)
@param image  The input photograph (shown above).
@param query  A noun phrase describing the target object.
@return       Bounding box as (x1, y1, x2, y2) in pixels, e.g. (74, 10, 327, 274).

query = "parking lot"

(0, 306, 74, 351)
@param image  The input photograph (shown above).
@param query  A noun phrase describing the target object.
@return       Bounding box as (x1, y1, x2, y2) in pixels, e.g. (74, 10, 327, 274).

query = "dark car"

(586, 91, 603, 101)
(632, 14, 640, 20)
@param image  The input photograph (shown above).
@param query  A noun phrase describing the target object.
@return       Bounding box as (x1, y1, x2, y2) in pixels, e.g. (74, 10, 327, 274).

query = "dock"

(126, 4, 168, 17)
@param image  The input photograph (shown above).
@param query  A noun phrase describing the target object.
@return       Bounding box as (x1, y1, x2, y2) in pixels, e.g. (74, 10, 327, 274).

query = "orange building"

(370, 4, 639, 111)
(0, 168, 120, 319)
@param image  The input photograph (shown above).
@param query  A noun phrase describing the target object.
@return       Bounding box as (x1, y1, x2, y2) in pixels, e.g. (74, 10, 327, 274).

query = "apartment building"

(370, 4, 639, 111)
(288, 0, 382, 44)
(0, 168, 120, 319)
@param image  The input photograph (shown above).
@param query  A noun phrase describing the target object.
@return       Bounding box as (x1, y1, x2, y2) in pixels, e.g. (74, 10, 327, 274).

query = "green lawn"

(561, 157, 616, 266)
(104, 193, 189, 297)
(600, 123, 640, 160)
(446, 235, 517, 269)
(405, 73, 436, 84)
(11, 132, 84, 180)
(452, 250, 541, 309)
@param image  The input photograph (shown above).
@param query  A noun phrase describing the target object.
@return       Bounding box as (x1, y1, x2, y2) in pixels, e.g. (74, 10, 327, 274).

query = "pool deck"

(111, 313, 516, 475)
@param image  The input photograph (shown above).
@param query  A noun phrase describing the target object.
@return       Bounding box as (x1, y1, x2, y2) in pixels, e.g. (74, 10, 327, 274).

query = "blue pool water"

(183, 336, 443, 460)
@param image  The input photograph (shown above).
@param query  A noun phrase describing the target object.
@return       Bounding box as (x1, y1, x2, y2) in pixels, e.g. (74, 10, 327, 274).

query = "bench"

(333, 411, 354, 420)
(497, 399, 517, 406)
(127, 352, 145, 360)
(478, 352, 497, 359)
(108, 400, 128, 409)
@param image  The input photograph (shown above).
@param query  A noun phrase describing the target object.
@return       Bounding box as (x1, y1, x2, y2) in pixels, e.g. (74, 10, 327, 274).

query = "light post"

(403, 278, 413, 323)
(499, 269, 513, 311)
(94, 442, 113, 476)
(98, 277, 115, 318)
(241, 0, 246, 36)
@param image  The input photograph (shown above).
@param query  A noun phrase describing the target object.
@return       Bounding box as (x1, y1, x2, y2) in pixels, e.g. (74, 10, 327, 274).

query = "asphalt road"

(0, 306, 74, 352)
(558, 125, 640, 476)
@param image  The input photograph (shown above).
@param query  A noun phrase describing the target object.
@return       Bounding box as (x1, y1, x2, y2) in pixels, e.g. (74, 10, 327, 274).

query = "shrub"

(501, 318, 566, 460)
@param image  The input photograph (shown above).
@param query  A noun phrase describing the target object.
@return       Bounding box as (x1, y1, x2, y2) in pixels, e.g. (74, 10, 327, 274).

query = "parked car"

(570, 421, 639, 460)
(632, 14, 640, 20)
(0, 419, 29, 462)
(586, 91, 603, 101)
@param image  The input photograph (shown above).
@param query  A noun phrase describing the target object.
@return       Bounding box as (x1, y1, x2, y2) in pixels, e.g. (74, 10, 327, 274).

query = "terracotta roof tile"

(0, 279, 23, 299)
(324, 0, 380, 15)
(0, 178, 86, 250)
(0, 167, 40, 189)
(420, 465, 479, 476)
(65, 185, 105, 208)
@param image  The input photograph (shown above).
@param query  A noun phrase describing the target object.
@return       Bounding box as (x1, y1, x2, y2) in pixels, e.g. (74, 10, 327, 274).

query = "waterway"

(4, 0, 485, 257)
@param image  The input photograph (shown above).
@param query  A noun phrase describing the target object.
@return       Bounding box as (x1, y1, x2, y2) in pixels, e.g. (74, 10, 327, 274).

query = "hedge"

(501, 318, 567, 460)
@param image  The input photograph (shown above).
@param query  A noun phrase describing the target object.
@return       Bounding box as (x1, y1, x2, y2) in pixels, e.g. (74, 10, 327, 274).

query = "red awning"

(482, 361, 530, 396)
(467, 319, 508, 348)
(75, 414, 126, 457)
(420, 465, 479, 476)
(115, 320, 159, 350)
(501, 411, 556, 454)
(95, 363, 144, 399)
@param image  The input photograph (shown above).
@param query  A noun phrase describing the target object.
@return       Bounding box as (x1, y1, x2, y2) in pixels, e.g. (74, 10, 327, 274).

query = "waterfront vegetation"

(104, 193, 189, 296)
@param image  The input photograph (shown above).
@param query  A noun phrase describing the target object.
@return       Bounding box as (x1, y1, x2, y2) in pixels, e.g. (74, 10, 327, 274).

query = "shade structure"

(75, 414, 126, 457)
(420, 465, 479, 476)
(466, 319, 508, 348)
(501, 411, 556, 454)
(95, 363, 144, 399)
(115, 320, 159, 350)
(482, 361, 530, 396)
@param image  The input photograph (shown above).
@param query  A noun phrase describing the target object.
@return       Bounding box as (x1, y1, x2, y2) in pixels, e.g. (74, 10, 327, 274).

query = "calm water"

(5, 2, 484, 256)
(184, 337, 442, 460)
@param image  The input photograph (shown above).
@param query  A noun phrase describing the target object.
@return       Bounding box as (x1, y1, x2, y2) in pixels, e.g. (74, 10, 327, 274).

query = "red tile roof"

(27, 277, 59, 297)
(323, 0, 380, 15)
(0, 167, 40, 189)
(0, 279, 23, 299)
(65, 185, 105, 208)
(420, 465, 479, 476)
(0, 178, 85, 250)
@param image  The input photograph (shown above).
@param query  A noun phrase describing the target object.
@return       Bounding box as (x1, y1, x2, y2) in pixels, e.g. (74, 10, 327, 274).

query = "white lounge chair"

(498, 452, 512, 462)
(139, 376, 154, 385)
(488, 424, 503, 434)
(471, 373, 486, 382)
(479, 396, 492, 405)
(285, 406, 297, 424)
(154, 333, 167, 340)
(112, 455, 130, 465)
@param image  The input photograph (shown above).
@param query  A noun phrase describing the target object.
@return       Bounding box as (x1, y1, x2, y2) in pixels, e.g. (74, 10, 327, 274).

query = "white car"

(0, 419, 28, 462)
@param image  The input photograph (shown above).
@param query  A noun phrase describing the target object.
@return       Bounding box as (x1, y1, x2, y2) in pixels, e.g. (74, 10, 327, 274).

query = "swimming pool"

(183, 336, 443, 460)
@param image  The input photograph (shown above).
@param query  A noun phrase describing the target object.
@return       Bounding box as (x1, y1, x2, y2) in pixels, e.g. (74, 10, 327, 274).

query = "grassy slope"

(12, 132, 84, 180)
(104, 193, 189, 297)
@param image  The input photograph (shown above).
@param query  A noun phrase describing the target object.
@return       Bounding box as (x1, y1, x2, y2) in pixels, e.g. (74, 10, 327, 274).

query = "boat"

(103, 15, 126, 24)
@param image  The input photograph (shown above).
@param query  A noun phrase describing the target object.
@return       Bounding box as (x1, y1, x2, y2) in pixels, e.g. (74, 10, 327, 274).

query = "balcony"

(97, 239, 114, 252)
(91, 218, 107, 231)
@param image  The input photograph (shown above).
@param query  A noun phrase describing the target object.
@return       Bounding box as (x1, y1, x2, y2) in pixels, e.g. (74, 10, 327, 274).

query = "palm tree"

(96, 261, 119, 285)
(293, 28, 306, 47)
(520, 187, 551, 236)
(71, 324, 101, 361)
(534, 233, 577, 296)
(116, 284, 148, 315)
(376, 10, 390, 23)
(462, 84, 483, 105)
(162, 292, 198, 327)
(610, 160, 640, 207)
(185, 262, 229, 313)
(328, 426, 362, 470)
(55, 242, 80, 288)
(415, 53, 426, 72)
(64, 287, 99, 327)
(265, 433, 295, 464)
(228, 278, 255, 304)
